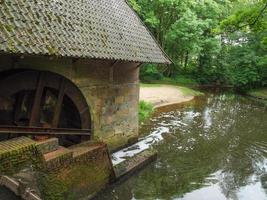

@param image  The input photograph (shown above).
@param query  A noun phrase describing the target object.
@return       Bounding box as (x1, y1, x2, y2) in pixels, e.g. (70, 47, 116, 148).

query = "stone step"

(71, 146, 98, 158)
(70, 143, 105, 159)
(43, 146, 73, 171)
(36, 138, 59, 154)
(113, 149, 157, 180)
(0, 136, 35, 155)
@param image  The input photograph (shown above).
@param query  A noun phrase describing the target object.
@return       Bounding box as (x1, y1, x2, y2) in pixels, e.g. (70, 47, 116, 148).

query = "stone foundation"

(40, 143, 115, 200)
(0, 55, 140, 151)
(0, 137, 115, 200)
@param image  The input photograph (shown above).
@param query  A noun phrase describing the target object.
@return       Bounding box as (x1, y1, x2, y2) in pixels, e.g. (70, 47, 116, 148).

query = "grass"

(139, 100, 154, 124)
(142, 76, 198, 87)
(139, 80, 203, 123)
(178, 86, 203, 96)
(140, 83, 163, 87)
(248, 88, 267, 100)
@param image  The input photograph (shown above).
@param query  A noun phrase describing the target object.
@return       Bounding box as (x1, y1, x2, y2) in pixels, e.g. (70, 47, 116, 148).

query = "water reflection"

(96, 92, 267, 200)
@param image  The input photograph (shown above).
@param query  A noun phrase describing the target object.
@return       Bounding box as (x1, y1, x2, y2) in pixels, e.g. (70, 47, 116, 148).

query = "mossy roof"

(0, 0, 171, 64)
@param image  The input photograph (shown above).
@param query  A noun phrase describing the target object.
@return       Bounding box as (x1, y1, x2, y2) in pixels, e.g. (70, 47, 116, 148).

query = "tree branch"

(240, 1, 267, 28)
(226, 1, 267, 33)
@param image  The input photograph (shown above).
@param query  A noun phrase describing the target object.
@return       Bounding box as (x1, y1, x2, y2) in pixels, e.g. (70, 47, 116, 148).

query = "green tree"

(129, 0, 267, 89)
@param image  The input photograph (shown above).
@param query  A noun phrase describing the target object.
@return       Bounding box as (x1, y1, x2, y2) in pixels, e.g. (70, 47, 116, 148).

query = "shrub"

(139, 101, 154, 123)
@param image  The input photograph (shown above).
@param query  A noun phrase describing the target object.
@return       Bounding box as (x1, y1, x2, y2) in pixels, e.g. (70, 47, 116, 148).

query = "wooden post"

(52, 79, 65, 128)
(29, 73, 45, 126)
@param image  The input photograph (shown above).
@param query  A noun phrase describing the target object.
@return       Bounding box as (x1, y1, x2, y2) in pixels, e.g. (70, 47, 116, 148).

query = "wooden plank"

(13, 92, 25, 124)
(0, 126, 91, 136)
(29, 73, 45, 126)
(52, 79, 65, 128)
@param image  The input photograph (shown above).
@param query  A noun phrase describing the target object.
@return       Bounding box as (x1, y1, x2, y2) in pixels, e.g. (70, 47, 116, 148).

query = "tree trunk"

(184, 51, 189, 69)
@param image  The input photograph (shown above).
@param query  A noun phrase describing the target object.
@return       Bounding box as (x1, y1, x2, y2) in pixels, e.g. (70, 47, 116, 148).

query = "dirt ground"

(139, 85, 194, 108)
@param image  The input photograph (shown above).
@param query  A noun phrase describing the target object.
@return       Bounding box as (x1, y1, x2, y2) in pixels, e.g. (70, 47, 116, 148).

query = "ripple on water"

(99, 92, 267, 200)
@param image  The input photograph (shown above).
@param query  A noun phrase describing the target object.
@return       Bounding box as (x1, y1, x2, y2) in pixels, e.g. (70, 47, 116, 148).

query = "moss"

(65, 165, 108, 198)
(0, 23, 14, 32)
(7, 40, 16, 53)
(39, 163, 110, 200)
(46, 45, 58, 54)
(0, 139, 113, 200)
(0, 23, 17, 53)
(38, 145, 113, 200)
(106, 136, 131, 152)
(0, 143, 44, 176)
(39, 173, 68, 200)
(5, 24, 14, 32)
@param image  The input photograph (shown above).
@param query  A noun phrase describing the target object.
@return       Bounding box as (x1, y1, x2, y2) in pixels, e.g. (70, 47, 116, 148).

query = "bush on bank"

(139, 100, 154, 124)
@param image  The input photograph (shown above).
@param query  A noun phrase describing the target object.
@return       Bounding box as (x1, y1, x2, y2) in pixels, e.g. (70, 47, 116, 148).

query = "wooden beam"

(52, 79, 65, 128)
(0, 126, 91, 136)
(110, 61, 119, 83)
(29, 73, 45, 126)
(13, 92, 25, 124)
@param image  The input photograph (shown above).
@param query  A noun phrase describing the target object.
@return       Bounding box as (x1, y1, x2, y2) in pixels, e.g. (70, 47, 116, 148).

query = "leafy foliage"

(139, 101, 154, 123)
(129, 0, 267, 89)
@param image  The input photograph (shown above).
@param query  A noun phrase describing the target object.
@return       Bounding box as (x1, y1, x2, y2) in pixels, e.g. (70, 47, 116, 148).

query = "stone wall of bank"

(0, 137, 115, 200)
(0, 55, 140, 151)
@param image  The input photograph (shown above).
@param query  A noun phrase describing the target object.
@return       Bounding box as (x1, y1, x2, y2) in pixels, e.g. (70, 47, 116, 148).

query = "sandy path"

(140, 85, 194, 108)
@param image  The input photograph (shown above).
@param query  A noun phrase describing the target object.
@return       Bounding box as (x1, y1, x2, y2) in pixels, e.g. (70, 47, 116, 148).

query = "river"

(96, 91, 267, 200)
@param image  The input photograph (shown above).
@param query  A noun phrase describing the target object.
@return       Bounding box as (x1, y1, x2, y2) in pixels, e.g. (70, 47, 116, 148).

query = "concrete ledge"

(0, 176, 19, 195)
(0, 176, 41, 200)
(0, 139, 156, 200)
(114, 149, 157, 181)
(36, 138, 59, 154)
(90, 149, 157, 200)
(109, 136, 139, 154)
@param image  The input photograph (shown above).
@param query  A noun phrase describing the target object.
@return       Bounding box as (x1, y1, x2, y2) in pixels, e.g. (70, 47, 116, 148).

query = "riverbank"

(140, 84, 203, 108)
(247, 88, 267, 100)
(247, 88, 267, 105)
(96, 92, 267, 200)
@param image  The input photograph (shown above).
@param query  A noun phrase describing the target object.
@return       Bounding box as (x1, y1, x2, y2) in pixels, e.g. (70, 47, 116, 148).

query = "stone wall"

(40, 141, 115, 200)
(0, 137, 43, 176)
(0, 55, 140, 151)
(0, 137, 116, 200)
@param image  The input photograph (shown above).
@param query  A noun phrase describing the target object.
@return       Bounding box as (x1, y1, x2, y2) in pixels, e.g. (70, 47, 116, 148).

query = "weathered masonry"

(0, 0, 170, 199)
(0, 0, 170, 150)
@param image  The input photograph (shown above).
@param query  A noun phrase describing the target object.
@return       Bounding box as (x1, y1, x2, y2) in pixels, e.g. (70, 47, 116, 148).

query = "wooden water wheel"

(0, 70, 91, 146)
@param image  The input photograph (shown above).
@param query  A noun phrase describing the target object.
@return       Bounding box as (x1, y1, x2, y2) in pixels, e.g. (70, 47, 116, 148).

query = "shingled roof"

(0, 0, 171, 64)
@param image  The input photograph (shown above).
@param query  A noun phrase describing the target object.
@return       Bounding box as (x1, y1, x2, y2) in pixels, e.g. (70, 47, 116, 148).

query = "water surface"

(97, 92, 267, 200)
